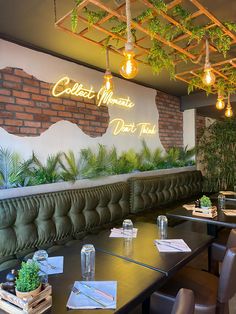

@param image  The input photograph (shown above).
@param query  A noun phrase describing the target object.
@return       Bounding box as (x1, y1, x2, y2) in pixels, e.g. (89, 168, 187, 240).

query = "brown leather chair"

(150, 248, 236, 314)
(171, 288, 195, 314)
(210, 229, 236, 275)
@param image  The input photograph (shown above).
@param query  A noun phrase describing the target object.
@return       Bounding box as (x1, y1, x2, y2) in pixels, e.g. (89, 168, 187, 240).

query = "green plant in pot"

(15, 261, 41, 299)
(200, 195, 212, 210)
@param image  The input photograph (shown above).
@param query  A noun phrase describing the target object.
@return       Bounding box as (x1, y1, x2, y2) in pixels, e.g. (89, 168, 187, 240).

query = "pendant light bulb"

(202, 67, 216, 86)
(120, 48, 138, 79)
(216, 94, 225, 110)
(202, 39, 215, 86)
(225, 93, 233, 118)
(102, 70, 113, 92)
(225, 106, 233, 118)
(120, 0, 138, 79)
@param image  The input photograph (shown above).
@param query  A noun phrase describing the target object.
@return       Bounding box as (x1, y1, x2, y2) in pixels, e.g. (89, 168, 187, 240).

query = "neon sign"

(52, 76, 135, 109)
(109, 118, 157, 136)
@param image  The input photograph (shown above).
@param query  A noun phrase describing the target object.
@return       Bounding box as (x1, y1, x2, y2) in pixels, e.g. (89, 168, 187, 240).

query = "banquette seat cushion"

(0, 182, 130, 270)
(128, 170, 203, 213)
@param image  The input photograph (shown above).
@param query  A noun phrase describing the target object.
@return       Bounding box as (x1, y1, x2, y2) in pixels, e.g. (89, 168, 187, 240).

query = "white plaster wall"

(183, 109, 196, 149)
(0, 39, 165, 161)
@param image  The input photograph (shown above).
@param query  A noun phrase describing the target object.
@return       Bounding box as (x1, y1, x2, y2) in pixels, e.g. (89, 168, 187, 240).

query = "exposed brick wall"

(155, 90, 183, 150)
(0, 67, 109, 137)
(196, 114, 206, 144)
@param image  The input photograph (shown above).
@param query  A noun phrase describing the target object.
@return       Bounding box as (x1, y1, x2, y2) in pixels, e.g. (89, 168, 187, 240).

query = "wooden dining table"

(0, 222, 213, 314)
(83, 222, 213, 276)
(167, 205, 236, 236)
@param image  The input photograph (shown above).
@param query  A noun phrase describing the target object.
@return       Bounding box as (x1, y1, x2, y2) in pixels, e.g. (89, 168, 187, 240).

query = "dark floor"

(129, 220, 236, 314)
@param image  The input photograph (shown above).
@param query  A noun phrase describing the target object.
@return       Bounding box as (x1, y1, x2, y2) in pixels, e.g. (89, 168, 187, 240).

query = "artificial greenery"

(149, 0, 167, 13)
(83, 7, 107, 26)
(69, 0, 236, 89)
(0, 141, 195, 189)
(200, 195, 212, 208)
(197, 118, 236, 192)
(147, 40, 175, 78)
(16, 261, 41, 293)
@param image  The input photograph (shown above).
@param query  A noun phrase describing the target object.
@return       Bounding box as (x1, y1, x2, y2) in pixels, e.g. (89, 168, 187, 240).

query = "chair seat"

(211, 228, 230, 261)
(151, 267, 218, 314)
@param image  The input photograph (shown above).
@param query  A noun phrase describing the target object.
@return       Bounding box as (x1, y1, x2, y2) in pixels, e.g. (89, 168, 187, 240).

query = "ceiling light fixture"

(225, 93, 233, 118)
(102, 47, 114, 92)
(119, 0, 138, 79)
(215, 91, 225, 110)
(202, 39, 216, 86)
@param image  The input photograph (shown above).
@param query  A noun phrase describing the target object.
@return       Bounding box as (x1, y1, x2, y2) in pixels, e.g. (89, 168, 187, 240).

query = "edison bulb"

(225, 106, 233, 118)
(102, 71, 113, 92)
(216, 96, 225, 110)
(202, 68, 216, 86)
(120, 50, 138, 79)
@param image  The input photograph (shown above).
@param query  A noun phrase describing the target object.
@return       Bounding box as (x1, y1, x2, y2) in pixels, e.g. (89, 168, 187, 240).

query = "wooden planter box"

(0, 284, 52, 314)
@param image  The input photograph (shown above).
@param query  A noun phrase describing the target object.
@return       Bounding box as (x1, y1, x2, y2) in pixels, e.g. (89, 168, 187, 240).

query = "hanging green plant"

(134, 9, 153, 23)
(207, 26, 231, 57)
(110, 18, 136, 42)
(187, 76, 212, 95)
(83, 7, 107, 26)
(149, 0, 167, 13)
(71, 0, 83, 33)
(147, 40, 175, 78)
(188, 26, 206, 44)
(171, 5, 191, 28)
(224, 22, 236, 33)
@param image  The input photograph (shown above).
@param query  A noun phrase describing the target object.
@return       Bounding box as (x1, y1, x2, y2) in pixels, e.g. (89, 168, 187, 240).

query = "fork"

(72, 286, 107, 307)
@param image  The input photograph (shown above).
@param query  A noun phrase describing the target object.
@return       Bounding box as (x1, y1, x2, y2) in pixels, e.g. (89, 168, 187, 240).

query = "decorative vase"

(16, 284, 41, 299)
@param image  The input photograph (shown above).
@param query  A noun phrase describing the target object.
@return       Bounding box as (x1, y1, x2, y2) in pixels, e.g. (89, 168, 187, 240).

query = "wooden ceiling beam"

(176, 57, 236, 76)
(55, 0, 90, 26)
(190, 0, 236, 42)
(89, 0, 196, 59)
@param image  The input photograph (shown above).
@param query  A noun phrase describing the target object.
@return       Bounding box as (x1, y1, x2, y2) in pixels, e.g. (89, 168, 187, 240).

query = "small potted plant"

(200, 195, 212, 211)
(15, 261, 41, 299)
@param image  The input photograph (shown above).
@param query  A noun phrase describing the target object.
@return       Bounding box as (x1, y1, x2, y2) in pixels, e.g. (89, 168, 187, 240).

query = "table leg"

(142, 296, 150, 313)
(207, 224, 218, 237)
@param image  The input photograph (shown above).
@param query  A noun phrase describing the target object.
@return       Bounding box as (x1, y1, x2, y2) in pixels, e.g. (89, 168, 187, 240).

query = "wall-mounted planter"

(0, 166, 196, 200)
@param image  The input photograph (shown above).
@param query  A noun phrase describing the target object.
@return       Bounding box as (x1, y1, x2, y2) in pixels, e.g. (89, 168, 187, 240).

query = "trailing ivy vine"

(69, 0, 236, 91)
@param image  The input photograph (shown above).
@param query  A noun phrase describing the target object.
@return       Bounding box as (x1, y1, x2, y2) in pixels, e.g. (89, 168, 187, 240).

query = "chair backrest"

(218, 247, 236, 303)
(171, 288, 195, 314)
(226, 229, 236, 249)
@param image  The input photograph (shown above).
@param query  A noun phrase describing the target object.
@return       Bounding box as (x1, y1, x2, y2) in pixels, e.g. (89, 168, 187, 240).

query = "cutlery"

(72, 286, 107, 307)
(38, 260, 57, 270)
(155, 241, 185, 252)
(79, 282, 114, 301)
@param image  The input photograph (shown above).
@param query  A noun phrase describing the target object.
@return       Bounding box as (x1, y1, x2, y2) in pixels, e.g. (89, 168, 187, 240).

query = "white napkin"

(109, 228, 138, 238)
(39, 256, 64, 275)
(67, 281, 117, 309)
(155, 239, 191, 252)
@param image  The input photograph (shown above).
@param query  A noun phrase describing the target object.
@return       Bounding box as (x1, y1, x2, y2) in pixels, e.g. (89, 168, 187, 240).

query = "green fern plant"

(29, 153, 61, 185)
(59, 150, 80, 181)
(0, 147, 31, 188)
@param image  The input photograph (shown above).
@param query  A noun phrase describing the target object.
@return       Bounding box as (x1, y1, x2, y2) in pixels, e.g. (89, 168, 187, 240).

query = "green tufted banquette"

(0, 182, 130, 270)
(128, 170, 203, 213)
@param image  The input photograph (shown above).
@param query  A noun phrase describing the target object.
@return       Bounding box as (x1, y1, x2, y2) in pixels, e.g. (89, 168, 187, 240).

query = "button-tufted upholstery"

(0, 182, 130, 270)
(128, 171, 202, 213)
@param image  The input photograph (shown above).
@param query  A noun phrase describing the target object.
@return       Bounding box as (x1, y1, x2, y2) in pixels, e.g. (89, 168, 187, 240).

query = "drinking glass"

(81, 244, 95, 280)
(33, 250, 49, 284)
(122, 219, 133, 239)
(157, 215, 168, 239)
(218, 193, 225, 210)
